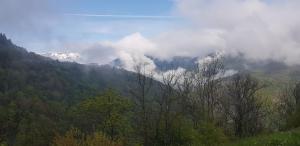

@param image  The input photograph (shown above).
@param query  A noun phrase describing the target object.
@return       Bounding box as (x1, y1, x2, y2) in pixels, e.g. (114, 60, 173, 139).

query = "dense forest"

(1, 34, 300, 146)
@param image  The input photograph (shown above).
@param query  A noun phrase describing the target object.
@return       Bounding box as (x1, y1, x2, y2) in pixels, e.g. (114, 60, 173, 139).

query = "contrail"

(64, 13, 179, 19)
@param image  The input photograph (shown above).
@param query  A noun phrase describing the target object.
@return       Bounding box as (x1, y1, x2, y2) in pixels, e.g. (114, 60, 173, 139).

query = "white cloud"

(47, 0, 300, 69)
(48, 33, 157, 71)
(46, 52, 80, 62)
(174, 0, 300, 65)
(93, 32, 157, 71)
(89, 0, 300, 66)
(151, 29, 226, 59)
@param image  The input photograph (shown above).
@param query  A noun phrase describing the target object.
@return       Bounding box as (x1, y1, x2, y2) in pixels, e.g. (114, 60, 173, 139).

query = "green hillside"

(0, 34, 137, 103)
(251, 66, 300, 99)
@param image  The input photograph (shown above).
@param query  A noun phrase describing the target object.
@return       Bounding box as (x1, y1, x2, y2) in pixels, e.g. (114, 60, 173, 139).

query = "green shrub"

(195, 122, 228, 146)
(224, 129, 300, 146)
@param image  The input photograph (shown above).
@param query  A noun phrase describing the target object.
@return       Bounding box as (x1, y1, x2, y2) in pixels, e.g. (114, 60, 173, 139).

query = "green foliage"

(224, 129, 300, 146)
(52, 128, 123, 146)
(153, 118, 228, 146)
(52, 128, 85, 146)
(195, 122, 228, 146)
(70, 89, 133, 141)
(0, 35, 139, 145)
(14, 116, 54, 146)
(0, 143, 7, 146)
(85, 132, 123, 146)
(286, 107, 300, 129)
(153, 117, 198, 146)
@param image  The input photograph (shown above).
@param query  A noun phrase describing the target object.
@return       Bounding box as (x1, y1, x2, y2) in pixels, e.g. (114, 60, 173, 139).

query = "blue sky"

(59, 0, 174, 16)
(0, 0, 180, 53)
(57, 0, 178, 40)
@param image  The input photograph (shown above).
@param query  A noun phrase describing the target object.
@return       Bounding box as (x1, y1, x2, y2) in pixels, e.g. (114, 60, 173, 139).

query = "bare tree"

(192, 57, 225, 124)
(130, 62, 154, 146)
(278, 84, 297, 119)
(293, 83, 300, 106)
(278, 82, 300, 129)
(226, 73, 266, 137)
(176, 70, 194, 115)
(155, 70, 181, 146)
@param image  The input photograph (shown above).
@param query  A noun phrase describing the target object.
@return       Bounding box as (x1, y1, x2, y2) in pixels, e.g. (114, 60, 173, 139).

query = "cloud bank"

(65, 0, 300, 70)
(175, 0, 300, 65)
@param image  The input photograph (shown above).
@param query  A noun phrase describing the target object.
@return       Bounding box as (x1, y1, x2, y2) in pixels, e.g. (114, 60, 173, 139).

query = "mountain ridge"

(0, 34, 136, 103)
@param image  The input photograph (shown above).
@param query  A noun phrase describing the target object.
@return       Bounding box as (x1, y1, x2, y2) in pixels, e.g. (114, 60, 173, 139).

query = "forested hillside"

(0, 34, 136, 145)
(0, 34, 138, 102)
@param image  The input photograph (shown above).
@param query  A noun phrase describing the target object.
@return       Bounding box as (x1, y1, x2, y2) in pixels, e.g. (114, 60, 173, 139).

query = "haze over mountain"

(0, 34, 139, 102)
(4, 30, 299, 103)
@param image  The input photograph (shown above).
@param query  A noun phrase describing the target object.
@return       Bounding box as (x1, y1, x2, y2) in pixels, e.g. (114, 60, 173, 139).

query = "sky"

(1, 0, 300, 71)
(0, 0, 178, 51)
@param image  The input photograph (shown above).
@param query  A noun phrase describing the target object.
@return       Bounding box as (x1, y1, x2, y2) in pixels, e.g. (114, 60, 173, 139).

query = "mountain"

(1, 34, 300, 146)
(0, 34, 150, 146)
(1, 32, 300, 102)
(0, 34, 136, 104)
(111, 53, 300, 98)
(111, 56, 199, 71)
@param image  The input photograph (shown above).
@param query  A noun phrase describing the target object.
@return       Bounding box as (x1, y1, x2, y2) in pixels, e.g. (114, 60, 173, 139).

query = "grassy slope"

(252, 70, 293, 97)
(223, 70, 300, 146)
(223, 129, 300, 146)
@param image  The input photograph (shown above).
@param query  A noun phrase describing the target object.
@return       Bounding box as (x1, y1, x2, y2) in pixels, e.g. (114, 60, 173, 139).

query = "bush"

(52, 128, 123, 146)
(225, 129, 300, 146)
(195, 122, 228, 146)
(287, 108, 300, 129)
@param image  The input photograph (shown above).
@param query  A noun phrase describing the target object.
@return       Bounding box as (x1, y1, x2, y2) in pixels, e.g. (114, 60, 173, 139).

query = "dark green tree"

(70, 89, 132, 141)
